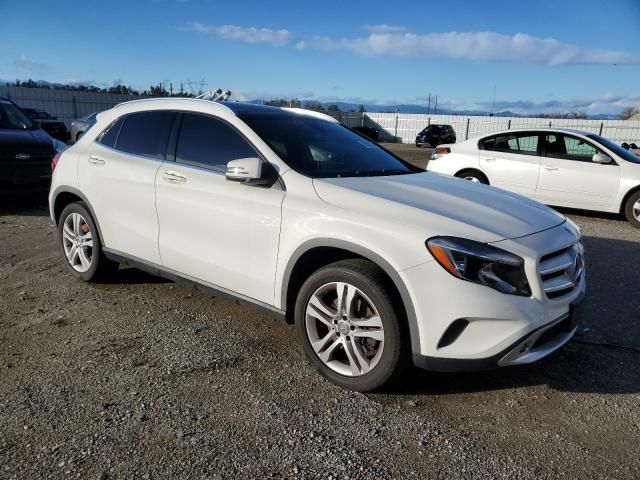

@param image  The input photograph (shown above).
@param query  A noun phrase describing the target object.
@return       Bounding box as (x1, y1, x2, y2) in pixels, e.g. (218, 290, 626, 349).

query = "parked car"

(70, 112, 98, 143)
(22, 108, 70, 142)
(352, 125, 380, 142)
(50, 99, 585, 391)
(415, 124, 456, 147)
(0, 96, 62, 193)
(621, 142, 640, 157)
(426, 128, 640, 228)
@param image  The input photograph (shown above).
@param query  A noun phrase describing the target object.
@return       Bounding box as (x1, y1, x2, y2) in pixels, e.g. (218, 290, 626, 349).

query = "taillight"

(51, 152, 62, 172)
(431, 146, 451, 160)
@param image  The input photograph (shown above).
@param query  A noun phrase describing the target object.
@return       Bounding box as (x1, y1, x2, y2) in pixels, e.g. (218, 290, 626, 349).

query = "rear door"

(535, 133, 621, 208)
(79, 111, 176, 264)
(478, 131, 542, 197)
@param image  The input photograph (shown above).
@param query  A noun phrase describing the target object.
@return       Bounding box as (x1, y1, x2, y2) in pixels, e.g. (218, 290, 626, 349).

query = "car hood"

(313, 172, 565, 242)
(0, 128, 54, 160)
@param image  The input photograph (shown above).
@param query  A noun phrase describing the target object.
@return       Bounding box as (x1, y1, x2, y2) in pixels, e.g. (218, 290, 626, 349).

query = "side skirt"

(103, 248, 287, 321)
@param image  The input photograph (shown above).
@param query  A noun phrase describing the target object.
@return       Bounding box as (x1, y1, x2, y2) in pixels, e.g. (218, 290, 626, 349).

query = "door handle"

(543, 166, 558, 171)
(483, 157, 496, 162)
(88, 156, 105, 166)
(163, 171, 187, 184)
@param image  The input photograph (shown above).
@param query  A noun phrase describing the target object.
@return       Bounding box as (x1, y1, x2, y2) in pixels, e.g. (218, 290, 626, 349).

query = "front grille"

(538, 242, 584, 299)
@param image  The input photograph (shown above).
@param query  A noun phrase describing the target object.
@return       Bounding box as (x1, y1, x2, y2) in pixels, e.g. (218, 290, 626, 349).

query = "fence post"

(599, 122, 603, 135)
(72, 96, 78, 118)
(507, 119, 511, 130)
(361, 112, 364, 127)
(549, 121, 552, 128)
(428, 117, 431, 126)
(465, 118, 470, 140)
(394, 114, 399, 142)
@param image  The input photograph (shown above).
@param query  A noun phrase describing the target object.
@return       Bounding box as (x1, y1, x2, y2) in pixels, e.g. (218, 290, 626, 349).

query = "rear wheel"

(58, 202, 118, 281)
(623, 190, 640, 228)
(456, 169, 489, 185)
(295, 259, 408, 391)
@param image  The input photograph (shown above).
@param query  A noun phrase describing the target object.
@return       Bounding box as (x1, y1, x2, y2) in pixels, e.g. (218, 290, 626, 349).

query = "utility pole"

(427, 93, 431, 115)
(434, 95, 438, 115)
(170, 83, 173, 96)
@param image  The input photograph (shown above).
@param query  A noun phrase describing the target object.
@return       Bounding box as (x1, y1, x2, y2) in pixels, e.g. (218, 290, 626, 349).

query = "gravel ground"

(1, 152, 639, 479)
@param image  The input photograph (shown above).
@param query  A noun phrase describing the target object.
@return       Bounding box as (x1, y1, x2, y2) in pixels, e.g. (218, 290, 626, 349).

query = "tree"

(327, 104, 340, 112)
(620, 106, 640, 120)
(358, 104, 366, 113)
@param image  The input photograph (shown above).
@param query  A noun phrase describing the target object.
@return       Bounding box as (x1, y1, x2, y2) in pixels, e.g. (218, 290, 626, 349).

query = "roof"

(110, 97, 337, 122)
(477, 127, 593, 137)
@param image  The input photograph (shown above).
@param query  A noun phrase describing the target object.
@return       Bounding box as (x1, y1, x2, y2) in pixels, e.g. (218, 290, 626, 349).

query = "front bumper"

(402, 222, 585, 371)
(413, 298, 582, 371)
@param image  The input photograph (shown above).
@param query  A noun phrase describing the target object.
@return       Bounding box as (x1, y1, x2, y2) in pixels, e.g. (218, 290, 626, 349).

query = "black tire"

(295, 259, 409, 392)
(456, 169, 489, 185)
(57, 202, 118, 281)
(623, 190, 640, 228)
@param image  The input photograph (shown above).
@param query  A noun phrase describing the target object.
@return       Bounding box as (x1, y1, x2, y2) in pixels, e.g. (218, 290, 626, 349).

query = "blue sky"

(1, 0, 639, 114)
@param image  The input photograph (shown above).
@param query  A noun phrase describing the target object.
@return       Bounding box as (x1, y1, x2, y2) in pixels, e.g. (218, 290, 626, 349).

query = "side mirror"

(592, 153, 613, 164)
(226, 157, 263, 182)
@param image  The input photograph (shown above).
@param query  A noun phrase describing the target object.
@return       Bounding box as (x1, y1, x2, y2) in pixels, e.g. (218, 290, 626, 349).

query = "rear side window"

(481, 133, 539, 155)
(97, 117, 125, 148)
(115, 111, 176, 159)
(175, 113, 257, 172)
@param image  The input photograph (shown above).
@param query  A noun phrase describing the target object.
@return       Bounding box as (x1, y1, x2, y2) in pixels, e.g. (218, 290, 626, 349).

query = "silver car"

(70, 112, 99, 143)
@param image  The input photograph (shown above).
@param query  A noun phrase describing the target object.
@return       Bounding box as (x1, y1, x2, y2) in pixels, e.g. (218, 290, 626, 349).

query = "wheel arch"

(454, 167, 490, 184)
(620, 184, 640, 215)
(51, 186, 105, 245)
(281, 239, 421, 354)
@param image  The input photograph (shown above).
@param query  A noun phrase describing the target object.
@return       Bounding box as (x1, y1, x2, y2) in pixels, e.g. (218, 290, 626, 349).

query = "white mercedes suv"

(49, 99, 586, 391)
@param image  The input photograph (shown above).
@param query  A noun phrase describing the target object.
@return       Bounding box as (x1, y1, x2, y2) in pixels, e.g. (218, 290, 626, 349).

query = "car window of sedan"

(175, 113, 258, 172)
(543, 134, 600, 162)
(481, 133, 539, 155)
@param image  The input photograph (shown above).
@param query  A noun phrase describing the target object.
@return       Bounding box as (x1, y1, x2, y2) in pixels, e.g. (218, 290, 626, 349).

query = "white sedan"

(426, 128, 640, 227)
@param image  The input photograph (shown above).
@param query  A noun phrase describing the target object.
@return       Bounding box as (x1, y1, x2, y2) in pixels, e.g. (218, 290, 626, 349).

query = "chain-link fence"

(331, 111, 640, 145)
(3, 86, 639, 144)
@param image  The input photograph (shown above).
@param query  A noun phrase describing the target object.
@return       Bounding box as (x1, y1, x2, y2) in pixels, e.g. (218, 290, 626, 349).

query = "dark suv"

(22, 108, 70, 142)
(415, 124, 456, 148)
(0, 96, 55, 193)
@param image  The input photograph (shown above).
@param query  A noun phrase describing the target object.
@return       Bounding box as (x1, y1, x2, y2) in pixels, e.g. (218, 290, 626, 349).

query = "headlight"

(426, 237, 531, 296)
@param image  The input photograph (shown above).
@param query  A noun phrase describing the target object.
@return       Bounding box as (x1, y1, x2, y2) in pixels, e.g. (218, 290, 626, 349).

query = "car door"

(79, 110, 176, 264)
(478, 132, 542, 197)
(535, 133, 621, 208)
(155, 112, 285, 305)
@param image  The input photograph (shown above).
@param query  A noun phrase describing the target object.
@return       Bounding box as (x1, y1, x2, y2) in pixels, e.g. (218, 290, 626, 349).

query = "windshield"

(0, 100, 34, 130)
(588, 134, 640, 164)
(239, 113, 418, 178)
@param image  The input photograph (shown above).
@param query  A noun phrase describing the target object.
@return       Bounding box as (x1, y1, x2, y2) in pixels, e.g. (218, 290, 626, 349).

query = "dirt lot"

(1, 149, 640, 479)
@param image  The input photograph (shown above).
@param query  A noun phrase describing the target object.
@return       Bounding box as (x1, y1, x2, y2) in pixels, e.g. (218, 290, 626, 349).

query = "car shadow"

(387, 234, 640, 396)
(0, 193, 49, 217)
(99, 266, 171, 285)
(553, 206, 624, 222)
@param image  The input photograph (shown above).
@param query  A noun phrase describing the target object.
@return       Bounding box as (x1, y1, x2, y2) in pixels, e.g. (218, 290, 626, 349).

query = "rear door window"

(115, 111, 176, 159)
(481, 133, 539, 155)
(175, 113, 257, 172)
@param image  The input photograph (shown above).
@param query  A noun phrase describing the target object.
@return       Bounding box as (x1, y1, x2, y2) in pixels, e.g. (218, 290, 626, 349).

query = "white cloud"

(14, 55, 51, 74)
(303, 31, 638, 65)
(184, 23, 638, 66)
(184, 22, 292, 46)
(361, 24, 407, 34)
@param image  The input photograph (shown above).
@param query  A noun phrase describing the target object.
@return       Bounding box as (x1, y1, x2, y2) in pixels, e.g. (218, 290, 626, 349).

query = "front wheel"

(295, 259, 408, 391)
(58, 202, 118, 281)
(623, 190, 640, 228)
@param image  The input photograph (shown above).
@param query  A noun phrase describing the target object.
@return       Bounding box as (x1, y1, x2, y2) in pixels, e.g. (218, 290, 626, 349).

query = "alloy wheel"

(62, 212, 93, 272)
(305, 282, 384, 377)
(634, 199, 640, 222)
(464, 176, 480, 183)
